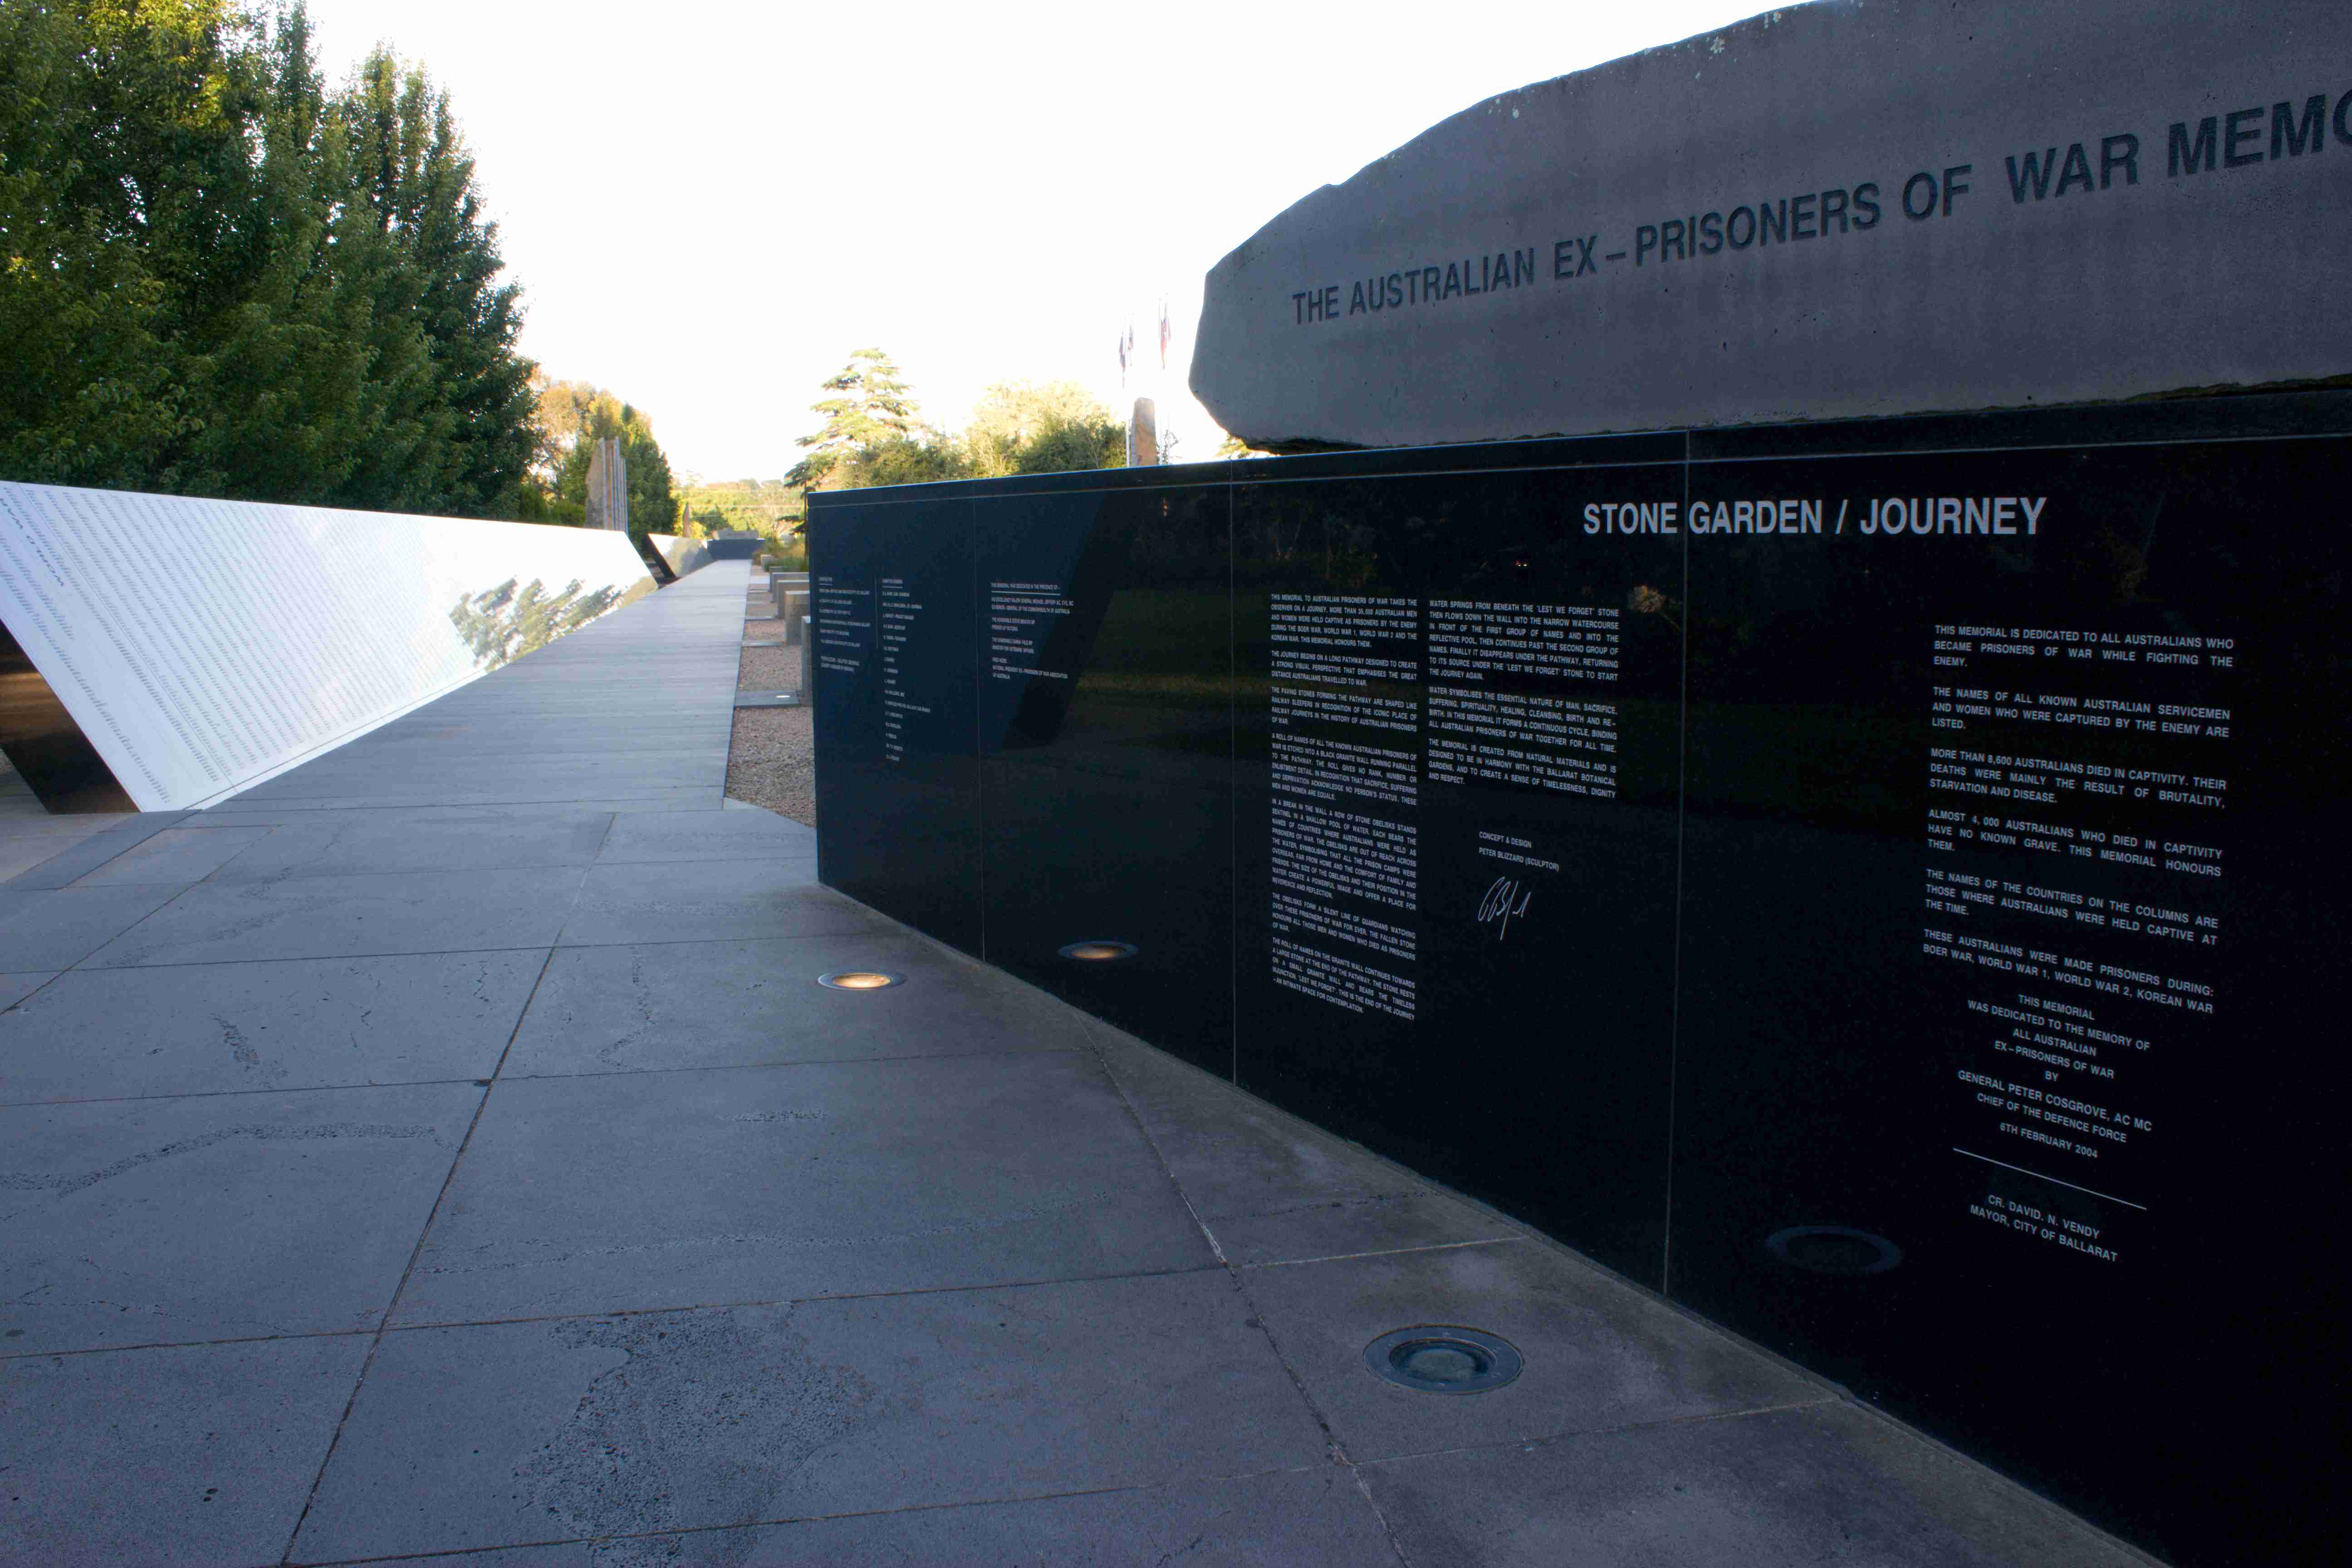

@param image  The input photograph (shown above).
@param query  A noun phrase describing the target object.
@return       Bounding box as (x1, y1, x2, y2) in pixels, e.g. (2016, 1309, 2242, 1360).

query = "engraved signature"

(1477, 876, 1532, 941)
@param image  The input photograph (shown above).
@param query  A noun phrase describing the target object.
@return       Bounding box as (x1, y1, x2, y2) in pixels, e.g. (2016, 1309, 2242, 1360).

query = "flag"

(1118, 324, 1133, 387)
(1158, 302, 1170, 370)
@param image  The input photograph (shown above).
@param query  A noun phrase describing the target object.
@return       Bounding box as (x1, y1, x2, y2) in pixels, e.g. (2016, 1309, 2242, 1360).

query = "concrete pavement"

(0, 562, 2150, 1565)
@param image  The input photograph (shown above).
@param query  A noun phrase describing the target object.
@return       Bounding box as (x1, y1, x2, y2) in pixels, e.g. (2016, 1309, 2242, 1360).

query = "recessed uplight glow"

(1058, 941, 1138, 962)
(818, 970, 902, 991)
(1764, 1225, 1903, 1276)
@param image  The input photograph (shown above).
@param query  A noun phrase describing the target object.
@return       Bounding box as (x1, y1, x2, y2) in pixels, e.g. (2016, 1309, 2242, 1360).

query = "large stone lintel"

(1193, 0, 2352, 451)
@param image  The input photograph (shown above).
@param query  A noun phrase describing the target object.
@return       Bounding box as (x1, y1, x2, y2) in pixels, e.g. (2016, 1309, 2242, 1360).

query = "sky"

(304, 0, 1775, 480)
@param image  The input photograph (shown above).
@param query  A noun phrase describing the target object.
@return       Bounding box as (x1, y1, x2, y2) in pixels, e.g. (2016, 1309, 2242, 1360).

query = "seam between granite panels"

(1070, 1007, 1860, 1416)
(279, 1460, 1354, 1567)
(58, 941, 562, 973)
(0, 1327, 378, 1364)
(0, 970, 68, 1015)
(1341, 1394, 2164, 1568)
(375, 1261, 1232, 1334)
(1073, 1011, 1414, 1568)
(1348, 1395, 1845, 1470)
(1661, 429, 1691, 1298)
(492, 1043, 1084, 1086)
(3, 812, 194, 890)
(4, 883, 190, 971)
(1059, 1019, 2156, 1565)
(277, 937, 564, 1566)
(196, 855, 633, 887)
(39, 922, 869, 975)
(1232, 1237, 1527, 1272)
(0, 1073, 519, 1111)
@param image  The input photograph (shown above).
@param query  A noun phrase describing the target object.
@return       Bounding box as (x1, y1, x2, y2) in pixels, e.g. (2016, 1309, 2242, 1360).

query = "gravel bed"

(726, 706, 814, 825)
(736, 643, 801, 691)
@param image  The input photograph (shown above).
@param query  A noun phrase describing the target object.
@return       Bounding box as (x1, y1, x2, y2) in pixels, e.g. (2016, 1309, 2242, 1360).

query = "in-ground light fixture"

(1363, 1326, 1524, 1394)
(818, 970, 903, 991)
(1058, 940, 1138, 962)
(1764, 1225, 1903, 1276)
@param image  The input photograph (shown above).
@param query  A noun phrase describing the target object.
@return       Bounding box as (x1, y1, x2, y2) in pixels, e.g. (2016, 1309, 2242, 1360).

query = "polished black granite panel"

(1673, 431, 2347, 1566)
(809, 491, 982, 954)
(973, 480, 1233, 1073)
(804, 394, 2352, 1568)
(1230, 456, 1684, 1283)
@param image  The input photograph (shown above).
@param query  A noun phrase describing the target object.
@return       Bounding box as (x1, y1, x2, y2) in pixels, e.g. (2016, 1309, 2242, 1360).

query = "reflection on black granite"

(1231, 453, 1684, 1284)
(1676, 433, 2348, 1566)
(808, 490, 982, 954)
(975, 482, 1233, 1072)
(804, 394, 2352, 1568)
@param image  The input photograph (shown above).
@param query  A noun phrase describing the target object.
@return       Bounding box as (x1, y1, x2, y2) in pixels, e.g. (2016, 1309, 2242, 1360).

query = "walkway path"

(0, 564, 2148, 1565)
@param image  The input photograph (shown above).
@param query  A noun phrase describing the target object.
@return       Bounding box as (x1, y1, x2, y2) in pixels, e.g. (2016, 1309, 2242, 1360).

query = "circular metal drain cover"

(817, 970, 903, 991)
(1364, 1326, 1522, 1394)
(1765, 1225, 1903, 1275)
(1058, 940, 1138, 962)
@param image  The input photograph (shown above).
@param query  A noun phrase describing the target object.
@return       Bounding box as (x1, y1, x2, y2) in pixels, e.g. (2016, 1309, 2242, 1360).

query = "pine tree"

(787, 348, 922, 489)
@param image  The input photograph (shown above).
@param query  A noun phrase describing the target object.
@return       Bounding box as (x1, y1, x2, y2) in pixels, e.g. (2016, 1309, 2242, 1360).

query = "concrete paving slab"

(211, 786, 725, 812)
(239, 753, 729, 787)
(594, 806, 815, 864)
(0, 1082, 478, 1352)
(77, 866, 588, 968)
(0, 884, 185, 970)
(67, 824, 273, 886)
(363, 1466, 1397, 1566)
(1357, 1401, 2147, 1568)
(390, 1054, 1215, 1324)
(0, 833, 98, 882)
(1238, 1240, 1827, 1463)
(0, 971, 51, 1010)
(505, 931, 1080, 1077)
(206, 793, 729, 818)
(1097, 1033, 1519, 1267)
(300, 1274, 1325, 1562)
(4, 811, 191, 889)
(0, 951, 544, 1103)
(0, 1333, 370, 1568)
(199, 806, 614, 882)
(554, 860, 869, 947)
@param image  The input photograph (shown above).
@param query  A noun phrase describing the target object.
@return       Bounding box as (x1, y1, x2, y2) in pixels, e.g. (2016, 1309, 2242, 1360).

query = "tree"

(965, 379, 1112, 477)
(337, 45, 538, 516)
(787, 348, 922, 489)
(551, 392, 678, 534)
(1007, 414, 1122, 475)
(0, 1, 543, 518)
(846, 434, 970, 488)
(0, 0, 247, 490)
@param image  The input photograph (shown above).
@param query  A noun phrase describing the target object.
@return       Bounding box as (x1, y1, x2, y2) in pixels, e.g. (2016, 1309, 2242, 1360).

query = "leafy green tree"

(335, 45, 536, 515)
(0, 0, 241, 489)
(675, 476, 803, 538)
(788, 348, 923, 489)
(551, 393, 678, 534)
(1009, 414, 1123, 475)
(846, 434, 971, 488)
(965, 379, 1112, 477)
(0, 1, 542, 517)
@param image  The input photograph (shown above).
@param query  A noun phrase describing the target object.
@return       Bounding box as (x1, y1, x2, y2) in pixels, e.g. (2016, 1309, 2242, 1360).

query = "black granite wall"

(807, 392, 2350, 1568)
